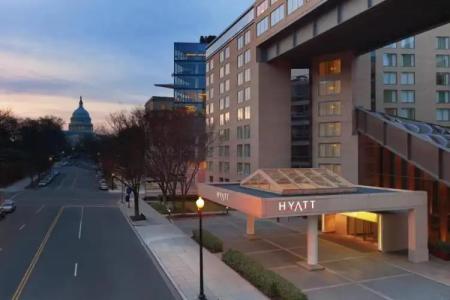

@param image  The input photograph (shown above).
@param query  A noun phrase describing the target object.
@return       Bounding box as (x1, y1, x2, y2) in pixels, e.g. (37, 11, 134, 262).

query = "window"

(207, 161, 214, 172)
(399, 108, 415, 120)
(238, 54, 244, 68)
(437, 37, 450, 50)
(210, 59, 214, 70)
(436, 108, 450, 121)
(245, 87, 251, 101)
(238, 90, 244, 103)
(225, 112, 230, 124)
(319, 80, 341, 95)
(383, 53, 397, 67)
(206, 62, 209, 73)
(384, 42, 397, 49)
(400, 72, 415, 85)
(210, 74, 214, 84)
(237, 108, 244, 121)
(401, 54, 415, 67)
(319, 143, 341, 158)
(383, 90, 397, 103)
(244, 106, 251, 119)
(209, 103, 214, 114)
(271, 4, 285, 26)
(244, 50, 251, 64)
(225, 79, 230, 92)
(319, 164, 342, 175)
(400, 37, 415, 49)
(237, 36, 244, 50)
(319, 122, 341, 137)
(209, 88, 214, 99)
(257, 17, 269, 36)
(244, 30, 251, 45)
(237, 144, 243, 157)
(288, 0, 304, 14)
(319, 101, 341, 116)
(219, 129, 230, 141)
(220, 51, 225, 63)
(225, 47, 230, 59)
(225, 63, 230, 75)
(225, 96, 230, 108)
(237, 126, 251, 140)
(243, 144, 251, 158)
(437, 55, 450, 68)
(400, 90, 415, 103)
(206, 76, 209, 87)
(383, 72, 397, 85)
(219, 113, 224, 126)
(257, 0, 268, 16)
(219, 98, 224, 110)
(243, 125, 251, 139)
(319, 59, 341, 75)
(237, 163, 243, 175)
(243, 163, 251, 176)
(385, 108, 397, 116)
(220, 82, 224, 94)
(238, 72, 244, 85)
(244, 69, 251, 82)
(437, 72, 450, 86)
(436, 91, 450, 103)
(219, 67, 224, 78)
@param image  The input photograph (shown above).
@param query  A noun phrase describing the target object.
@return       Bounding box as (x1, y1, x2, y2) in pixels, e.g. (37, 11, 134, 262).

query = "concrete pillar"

(307, 215, 319, 266)
(246, 215, 255, 238)
(408, 207, 429, 263)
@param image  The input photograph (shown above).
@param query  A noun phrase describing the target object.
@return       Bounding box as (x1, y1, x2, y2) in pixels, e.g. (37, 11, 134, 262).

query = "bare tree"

(107, 109, 146, 220)
(144, 109, 211, 210)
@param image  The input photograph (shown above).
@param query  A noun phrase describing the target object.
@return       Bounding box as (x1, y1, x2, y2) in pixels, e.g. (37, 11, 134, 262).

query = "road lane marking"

(8, 192, 22, 201)
(35, 205, 45, 215)
(18, 224, 26, 231)
(74, 263, 78, 277)
(12, 207, 64, 300)
(78, 207, 84, 240)
(71, 173, 79, 190)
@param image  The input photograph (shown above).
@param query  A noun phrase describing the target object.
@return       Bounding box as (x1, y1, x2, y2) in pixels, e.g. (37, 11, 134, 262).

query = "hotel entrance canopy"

(198, 169, 429, 266)
(198, 168, 426, 219)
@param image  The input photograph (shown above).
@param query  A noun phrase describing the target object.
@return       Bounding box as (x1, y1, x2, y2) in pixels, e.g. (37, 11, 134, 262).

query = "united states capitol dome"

(68, 97, 93, 133)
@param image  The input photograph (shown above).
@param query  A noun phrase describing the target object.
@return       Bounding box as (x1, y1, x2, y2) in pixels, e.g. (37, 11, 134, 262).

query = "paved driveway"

(174, 212, 450, 300)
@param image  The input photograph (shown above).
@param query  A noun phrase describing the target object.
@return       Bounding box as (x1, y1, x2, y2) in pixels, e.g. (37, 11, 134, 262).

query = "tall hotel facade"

(204, 0, 450, 245)
(205, 1, 450, 183)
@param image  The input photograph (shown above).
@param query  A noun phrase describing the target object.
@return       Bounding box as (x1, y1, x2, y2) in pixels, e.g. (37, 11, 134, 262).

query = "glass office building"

(174, 42, 207, 113)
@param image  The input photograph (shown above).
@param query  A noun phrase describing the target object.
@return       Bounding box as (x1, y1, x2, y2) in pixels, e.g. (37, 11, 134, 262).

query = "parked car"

(99, 183, 109, 191)
(1, 200, 16, 213)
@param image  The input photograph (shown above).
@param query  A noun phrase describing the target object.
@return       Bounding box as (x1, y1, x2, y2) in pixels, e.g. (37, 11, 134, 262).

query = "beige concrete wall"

(379, 212, 409, 252)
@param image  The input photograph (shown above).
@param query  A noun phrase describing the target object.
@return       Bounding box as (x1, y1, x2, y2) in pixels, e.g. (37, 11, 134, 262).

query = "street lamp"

(111, 173, 116, 190)
(195, 197, 207, 300)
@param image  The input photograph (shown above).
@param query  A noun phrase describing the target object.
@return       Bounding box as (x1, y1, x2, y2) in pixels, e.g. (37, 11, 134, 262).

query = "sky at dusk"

(0, 0, 253, 129)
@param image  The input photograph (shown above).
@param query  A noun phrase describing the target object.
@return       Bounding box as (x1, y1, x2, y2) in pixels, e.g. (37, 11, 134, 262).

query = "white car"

(1, 200, 16, 213)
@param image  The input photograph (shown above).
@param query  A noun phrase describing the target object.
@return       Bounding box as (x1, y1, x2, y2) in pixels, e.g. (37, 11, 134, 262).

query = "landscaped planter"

(430, 241, 450, 261)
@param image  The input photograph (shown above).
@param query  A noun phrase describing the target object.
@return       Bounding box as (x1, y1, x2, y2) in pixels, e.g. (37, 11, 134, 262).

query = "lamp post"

(196, 197, 207, 300)
(111, 173, 115, 190)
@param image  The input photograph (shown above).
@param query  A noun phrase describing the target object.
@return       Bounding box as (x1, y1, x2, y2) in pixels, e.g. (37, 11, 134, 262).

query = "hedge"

(192, 229, 223, 253)
(222, 249, 307, 300)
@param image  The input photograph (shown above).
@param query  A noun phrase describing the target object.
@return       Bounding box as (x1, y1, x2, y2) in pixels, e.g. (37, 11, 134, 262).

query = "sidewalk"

(0, 177, 30, 195)
(120, 200, 267, 300)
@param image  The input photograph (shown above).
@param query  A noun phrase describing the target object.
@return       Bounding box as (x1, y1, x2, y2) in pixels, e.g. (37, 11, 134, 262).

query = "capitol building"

(66, 96, 94, 145)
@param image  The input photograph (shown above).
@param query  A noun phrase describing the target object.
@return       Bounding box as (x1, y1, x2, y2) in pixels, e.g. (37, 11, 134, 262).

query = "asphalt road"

(0, 163, 178, 300)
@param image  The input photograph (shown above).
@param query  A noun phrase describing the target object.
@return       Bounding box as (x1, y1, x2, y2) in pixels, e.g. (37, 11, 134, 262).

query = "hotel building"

(204, 0, 450, 247)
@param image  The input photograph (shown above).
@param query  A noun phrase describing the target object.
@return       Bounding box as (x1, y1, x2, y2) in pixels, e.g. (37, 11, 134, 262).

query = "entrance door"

(347, 217, 378, 243)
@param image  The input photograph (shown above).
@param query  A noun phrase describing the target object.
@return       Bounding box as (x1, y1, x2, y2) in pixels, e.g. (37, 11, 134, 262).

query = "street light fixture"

(195, 196, 207, 300)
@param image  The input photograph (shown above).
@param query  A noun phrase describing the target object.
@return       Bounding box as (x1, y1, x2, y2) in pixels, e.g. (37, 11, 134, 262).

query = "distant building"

(66, 97, 94, 146)
(145, 96, 175, 112)
(155, 36, 215, 114)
